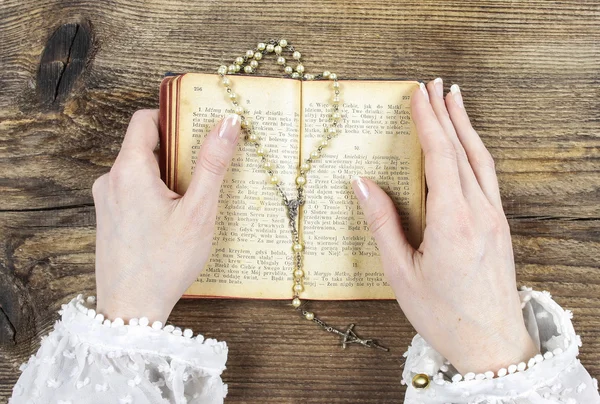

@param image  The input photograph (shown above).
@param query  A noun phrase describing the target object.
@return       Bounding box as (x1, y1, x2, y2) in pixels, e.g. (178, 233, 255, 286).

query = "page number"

(194, 87, 203, 92)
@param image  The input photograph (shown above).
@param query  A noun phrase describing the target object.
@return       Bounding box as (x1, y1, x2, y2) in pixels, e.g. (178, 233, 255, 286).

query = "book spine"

(158, 76, 171, 184)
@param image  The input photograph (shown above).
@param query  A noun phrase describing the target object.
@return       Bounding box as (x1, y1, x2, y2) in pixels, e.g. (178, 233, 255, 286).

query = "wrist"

(96, 293, 173, 324)
(452, 326, 539, 375)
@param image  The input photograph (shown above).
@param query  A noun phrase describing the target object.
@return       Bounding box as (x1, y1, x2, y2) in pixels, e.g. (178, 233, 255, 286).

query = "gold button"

(411, 373, 430, 389)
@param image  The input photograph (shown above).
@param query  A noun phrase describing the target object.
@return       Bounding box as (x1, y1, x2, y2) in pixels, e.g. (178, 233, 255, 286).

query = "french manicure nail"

(351, 175, 369, 201)
(434, 77, 443, 97)
(450, 84, 464, 108)
(419, 82, 430, 101)
(218, 114, 241, 142)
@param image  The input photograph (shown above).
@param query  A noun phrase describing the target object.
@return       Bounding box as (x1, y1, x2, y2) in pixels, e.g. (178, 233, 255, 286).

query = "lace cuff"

(11, 295, 228, 404)
(402, 288, 600, 403)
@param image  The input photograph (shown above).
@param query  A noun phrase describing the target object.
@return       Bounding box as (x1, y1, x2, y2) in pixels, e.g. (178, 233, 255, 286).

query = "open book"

(159, 73, 425, 300)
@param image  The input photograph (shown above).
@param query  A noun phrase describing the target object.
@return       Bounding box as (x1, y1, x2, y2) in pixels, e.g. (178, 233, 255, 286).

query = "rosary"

(216, 39, 388, 351)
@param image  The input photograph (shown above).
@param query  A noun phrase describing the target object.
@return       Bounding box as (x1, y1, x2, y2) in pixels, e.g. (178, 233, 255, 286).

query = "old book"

(159, 73, 425, 300)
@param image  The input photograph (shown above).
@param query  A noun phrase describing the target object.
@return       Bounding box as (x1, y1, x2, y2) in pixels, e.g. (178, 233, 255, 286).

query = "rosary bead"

(294, 269, 304, 278)
(329, 73, 337, 80)
(291, 72, 300, 79)
(256, 147, 266, 156)
(292, 243, 304, 252)
(304, 74, 315, 80)
(241, 120, 249, 129)
(257, 42, 266, 51)
(217, 65, 227, 75)
(277, 56, 286, 65)
(248, 133, 258, 142)
(320, 138, 329, 147)
(293, 283, 304, 293)
(246, 50, 255, 58)
(266, 44, 275, 52)
(310, 150, 320, 159)
(279, 39, 288, 47)
(295, 64, 305, 73)
(222, 77, 230, 86)
(235, 57, 244, 65)
(250, 60, 259, 68)
(328, 126, 337, 134)
(270, 175, 280, 184)
(295, 175, 306, 185)
(244, 65, 254, 74)
(263, 160, 274, 169)
(332, 95, 340, 104)
(284, 66, 293, 74)
(333, 81, 340, 88)
(323, 71, 331, 78)
(227, 64, 236, 73)
(332, 111, 341, 120)
(235, 64, 241, 72)
(254, 52, 263, 60)
(300, 162, 311, 171)
(293, 51, 301, 60)
(235, 106, 244, 115)
(292, 297, 302, 308)
(229, 92, 237, 100)
(304, 311, 314, 321)
(274, 45, 283, 54)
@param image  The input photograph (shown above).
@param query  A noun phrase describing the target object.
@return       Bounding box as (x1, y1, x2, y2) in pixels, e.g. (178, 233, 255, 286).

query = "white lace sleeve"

(9, 295, 228, 404)
(402, 287, 600, 403)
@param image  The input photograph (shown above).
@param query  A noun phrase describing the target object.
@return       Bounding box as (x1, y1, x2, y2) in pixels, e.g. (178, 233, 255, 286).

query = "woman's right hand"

(351, 78, 539, 375)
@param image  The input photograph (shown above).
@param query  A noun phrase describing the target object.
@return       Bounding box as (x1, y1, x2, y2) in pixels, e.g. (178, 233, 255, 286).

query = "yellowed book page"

(299, 80, 424, 300)
(175, 73, 302, 298)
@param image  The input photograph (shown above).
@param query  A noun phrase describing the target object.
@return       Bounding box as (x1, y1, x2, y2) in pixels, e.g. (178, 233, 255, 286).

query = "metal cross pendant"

(339, 323, 389, 351)
(306, 310, 389, 351)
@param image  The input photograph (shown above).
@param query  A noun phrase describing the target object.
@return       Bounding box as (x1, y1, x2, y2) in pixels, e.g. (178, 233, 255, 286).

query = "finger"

(115, 109, 161, 176)
(411, 83, 462, 202)
(181, 114, 241, 224)
(426, 78, 482, 199)
(445, 84, 503, 210)
(351, 175, 416, 285)
(120, 109, 160, 155)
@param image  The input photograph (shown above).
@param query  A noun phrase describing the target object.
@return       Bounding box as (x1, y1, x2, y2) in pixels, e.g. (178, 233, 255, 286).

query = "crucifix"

(300, 309, 389, 351)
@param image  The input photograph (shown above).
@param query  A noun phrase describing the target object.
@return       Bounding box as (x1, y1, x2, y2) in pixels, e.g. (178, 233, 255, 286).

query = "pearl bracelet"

(411, 346, 566, 389)
(66, 295, 198, 341)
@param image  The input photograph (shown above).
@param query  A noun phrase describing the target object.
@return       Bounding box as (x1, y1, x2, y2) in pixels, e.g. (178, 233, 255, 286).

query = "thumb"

(182, 114, 241, 223)
(350, 175, 415, 282)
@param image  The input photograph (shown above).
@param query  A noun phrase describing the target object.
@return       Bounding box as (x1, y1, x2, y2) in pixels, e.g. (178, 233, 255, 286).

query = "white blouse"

(9, 288, 600, 403)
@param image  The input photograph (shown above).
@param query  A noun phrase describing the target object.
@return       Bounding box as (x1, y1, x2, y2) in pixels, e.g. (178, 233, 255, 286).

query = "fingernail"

(351, 175, 369, 201)
(434, 77, 443, 97)
(450, 84, 464, 108)
(218, 114, 241, 142)
(419, 82, 430, 101)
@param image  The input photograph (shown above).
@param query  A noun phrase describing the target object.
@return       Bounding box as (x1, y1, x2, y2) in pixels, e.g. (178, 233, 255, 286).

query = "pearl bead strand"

(69, 295, 222, 349)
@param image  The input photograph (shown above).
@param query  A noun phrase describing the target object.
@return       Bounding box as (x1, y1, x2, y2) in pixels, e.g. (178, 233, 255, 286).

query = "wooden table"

(1, 1, 599, 402)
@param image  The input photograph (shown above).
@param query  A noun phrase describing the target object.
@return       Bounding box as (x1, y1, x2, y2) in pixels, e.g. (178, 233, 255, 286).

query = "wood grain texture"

(0, 0, 599, 402)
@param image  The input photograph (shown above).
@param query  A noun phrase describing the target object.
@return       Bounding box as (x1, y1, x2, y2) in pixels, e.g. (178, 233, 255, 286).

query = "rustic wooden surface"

(1, 0, 599, 402)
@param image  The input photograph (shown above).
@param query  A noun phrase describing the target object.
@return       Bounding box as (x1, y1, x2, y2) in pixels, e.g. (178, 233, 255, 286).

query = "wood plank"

(1, 0, 599, 401)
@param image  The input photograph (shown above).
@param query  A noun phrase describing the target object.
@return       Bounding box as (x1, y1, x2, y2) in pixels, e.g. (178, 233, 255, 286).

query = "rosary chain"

(216, 39, 387, 351)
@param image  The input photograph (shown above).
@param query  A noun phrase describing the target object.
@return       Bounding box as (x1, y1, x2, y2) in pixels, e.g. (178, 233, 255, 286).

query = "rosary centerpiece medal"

(217, 39, 388, 352)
